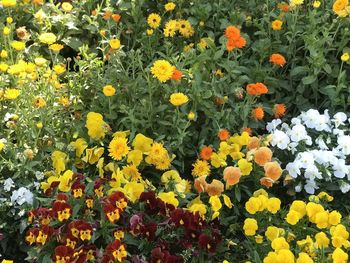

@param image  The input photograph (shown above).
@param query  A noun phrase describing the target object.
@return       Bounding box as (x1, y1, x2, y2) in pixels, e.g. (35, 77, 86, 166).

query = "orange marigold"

(103, 11, 113, 20)
(273, 104, 286, 118)
(112, 14, 121, 22)
(270, 53, 286, 67)
(171, 69, 183, 81)
(252, 107, 264, 120)
(277, 3, 289, 12)
(225, 26, 240, 40)
(218, 129, 230, 141)
(200, 146, 213, 161)
(246, 83, 268, 96)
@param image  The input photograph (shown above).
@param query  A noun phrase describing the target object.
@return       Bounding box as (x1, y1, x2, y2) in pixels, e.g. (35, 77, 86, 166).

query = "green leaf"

(290, 66, 308, 77)
(302, 75, 317, 85)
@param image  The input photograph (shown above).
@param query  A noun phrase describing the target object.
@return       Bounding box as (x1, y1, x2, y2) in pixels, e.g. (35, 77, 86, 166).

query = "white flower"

(333, 159, 349, 178)
(332, 112, 347, 128)
(295, 182, 303, 192)
(266, 119, 282, 133)
(315, 137, 328, 150)
(333, 128, 345, 136)
(35, 171, 44, 180)
(337, 135, 350, 155)
(271, 130, 290, 150)
(10, 187, 33, 206)
(340, 181, 350, 193)
(286, 162, 301, 178)
(297, 152, 315, 169)
(304, 180, 319, 194)
(304, 164, 322, 180)
(288, 124, 308, 142)
(3, 178, 15, 192)
(291, 117, 302, 125)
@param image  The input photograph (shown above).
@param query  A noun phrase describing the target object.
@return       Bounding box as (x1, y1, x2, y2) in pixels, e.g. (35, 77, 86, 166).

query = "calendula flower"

(192, 160, 210, 177)
(109, 137, 130, 161)
(11, 41, 26, 51)
(103, 85, 116, 96)
(1, 0, 17, 7)
(313, 1, 321, 8)
(341, 52, 350, 62)
(147, 13, 161, 28)
(270, 53, 286, 67)
(164, 19, 178, 37)
(4, 88, 20, 100)
(151, 60, 174, 82)
(271, 20, 283, 30)
(290, 0, 304, 6)
(61, 2, 73, 12)
(39, 33, 57, 45)
(109, 38, 121, 49)
(252, 107, 264, 120)
(188, 111, 196, 120)
(49, 43, 64, 52)
(273, 104, 286, 118)
(169, 92, 189, 106)
(164, 2, 176, 11)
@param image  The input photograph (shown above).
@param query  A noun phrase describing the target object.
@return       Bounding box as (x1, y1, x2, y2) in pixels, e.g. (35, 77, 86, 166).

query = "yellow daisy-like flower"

(10, 41, 26, 51)
(33, 97, 47, 108)
(38, 33, 57, 45)
(109, 38, 121, 49)
(151, 60, 174, 82)
(192, 159, 210, 177)
(164, 19, 178, 37)
(103, 85, 116, 96)
(1, 0, 16, 7)
(61, 2, 73, 12)
(4, 88, 20, 100)
(164, 2, 176, 11)
(147, 13, 161, 29)
(109, 137, 130, 161)
(177, 19, 194, 38)
(169, 92, 189, 106)
(49, 43, 64, 52)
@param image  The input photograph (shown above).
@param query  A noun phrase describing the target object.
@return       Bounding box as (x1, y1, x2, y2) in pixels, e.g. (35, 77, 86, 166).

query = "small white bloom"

(304, 180, 318, 194)
(10, 187, 33, 206)
(340, 181, 350, 193)
(271, 130, 290, 150)
(315, 137, 329, 150)
(266, 119, 282, 133)
(35, 171, 44, 180)
(304, 164, 322, 180)
(286, 162, 301, 178)
(297, 152, 315, 169)
(333, 159, 349, 178)
(337, 135, 350, 155)
(332, 112, 347, 127)
(3, 178, 15, 192)
(288, 124, 308, 142)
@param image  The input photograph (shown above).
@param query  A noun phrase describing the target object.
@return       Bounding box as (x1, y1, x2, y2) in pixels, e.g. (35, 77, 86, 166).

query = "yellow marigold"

(39, 33, 57, 45)
(49, 43, 64, 52)
(1, 0, 16, 7)
(61, 2, 73, 12)
(85, 112, 107, 140)
(333, 0, 348, 14)
(108, 137, 130, 161)
(271, 20, 283, 30)
(150, 60, 174, 82)
(109, 38, 121, 49)
(192, 159, 210, 177)
(147, 13, 161, 29)
(164, 19, 178, 37)
(33, 97, 46, 108)
(341, 52, 350, 62)
(164, 2, 176, 11)
(11, 41, 26, 51)
(4, 88, 20, 100)
(178, 19, 194, 38)
(103, 85, 116, 96)
(169, 92, 189, 106)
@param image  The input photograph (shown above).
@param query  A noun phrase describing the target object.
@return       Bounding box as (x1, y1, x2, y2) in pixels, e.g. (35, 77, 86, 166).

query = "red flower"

(53, 201, 72, 222)
(52, 245, 74, 263)
(140, 222, 157, 241)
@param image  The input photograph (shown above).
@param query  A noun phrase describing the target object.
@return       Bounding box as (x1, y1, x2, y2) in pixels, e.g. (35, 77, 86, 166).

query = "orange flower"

(112, 14, 121, 22)
(226, 38, 236, 52)
(206, 179, 224, 196)
(269, 53, 286, 67)
(226, 37, 246, 51)
(91, 10, 97, 16)
(223, 166, 241, 186)
(234, 37, 247, 48)
(273, 104, 286, 118)
(32, 0, 44, 4)
(277, 3, 289, 12)
(200, 146, 213, 161)
(260, 177, 274, 188)
(194, 176, 208, 193)
(218, 129, 230, 141)
(254, 147, 272, 166)
(225, 26, 240, 40)
(103, 11, 113, 20)
(252, 107, 264, 120)
(246, 83, 268, 96)
(171, 69, 183, 81)
(242, 127, 252, 135)
(264, 161, 282, 181)
(247, 136, 260, 150)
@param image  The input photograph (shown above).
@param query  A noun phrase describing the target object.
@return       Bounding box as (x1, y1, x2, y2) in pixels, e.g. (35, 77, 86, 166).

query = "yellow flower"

(164, 2, 176, 11)
(4, 88, 20, 100)
(222, 194, 233, 208)
(0, 0, 16, 7)
(333, 0, 349, 15)
(11, 41, 26, 51)
(209, 195, 222, 211)
(237, 159, 253, 176)
(0, 63, 9, 72)
(315, 232, 329, 248)
(290, 0, 304, 6)
(255, 235, 263, 244)
(341, 52, 349, 62)
(3, 26, 10, 35)
(36, 122, 43, 129)
(58, 170, 74, 192)
(332, 248, 348, 263)
(192, 159, 210, 177)
(164, 19, 178, 37)
(151, 59, 174, 82)
(103, 85, 116, 96)
(86, 112, 107, 140)
(169, 92, 189, 106)
(127, 149, 143, 166)
(271, 237, 290, 251)
(39, 33, 57, 45)
(6, 17, 13, 23)
(245, 197, 261, 214)
(265, 226, 281, 241)
(34, 57, 47, 66)
(109, 137, 130, 160)
(329, 210, 342, 226)
(178, 19, 194, 38)
(296, 252, 313, 263)
(313, 1, 321, 8)
(147, 13, 161, 29)
(53, 64, 66, 75)
(267, 197, 281, 214)
(132, 133, 153, 153)
(69, 138, 88, 158)
(109, 38, 121, 49)
(243, 218, 258, 236)
(62, 2, 73, 12)
(1, 260, 13, 263)
(158, 192, 179, 207)
(0, 50, 8, 58)
(49, 43, 64, 52)
(51, 151, 68, 174)
(124, 182, 144, 202)
(290, 200, 306, 218)
(161, 170, 181, 184)
(33, 97, 46, 108)
(146, 29, 154, 35)
(188, 111, 196, 120)
(271, 20, 283, 30)
(82, 147, 104, 164)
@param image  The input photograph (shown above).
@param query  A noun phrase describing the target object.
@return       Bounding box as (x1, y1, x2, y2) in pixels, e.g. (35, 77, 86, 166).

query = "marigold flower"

(109, 137, 130, 161)
(151, 60, 174, 82)
(225, 26, 240, 40)
(112, 14, 121, 22)
(164, 19, 178, 37)
(246, 82, 268, 95)
(218, 129, 230, 141)
(252, 107, 264, 120)
(109, 38, 121, 49)
(274, 103, 286, 118)
(39, 33, 57, 45)
(341, 52, 350, 62)
(103, 85, 116, 96)
(171, 69, 182, 80)
(277, 2, 289, 12)
(200, 146, 213, 161)
(270, 53, 286, 67)
(169, 92, 189, 106)
(147, 13, 161, 28)
(192, 159, 210, 177)
(272, 20, 283, 30)
(164, 2, 176, 11)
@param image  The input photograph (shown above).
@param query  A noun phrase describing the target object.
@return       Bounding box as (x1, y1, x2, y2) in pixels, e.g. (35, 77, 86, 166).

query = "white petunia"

(304, 164, 322, 180)
(297, 152, 315, 169)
